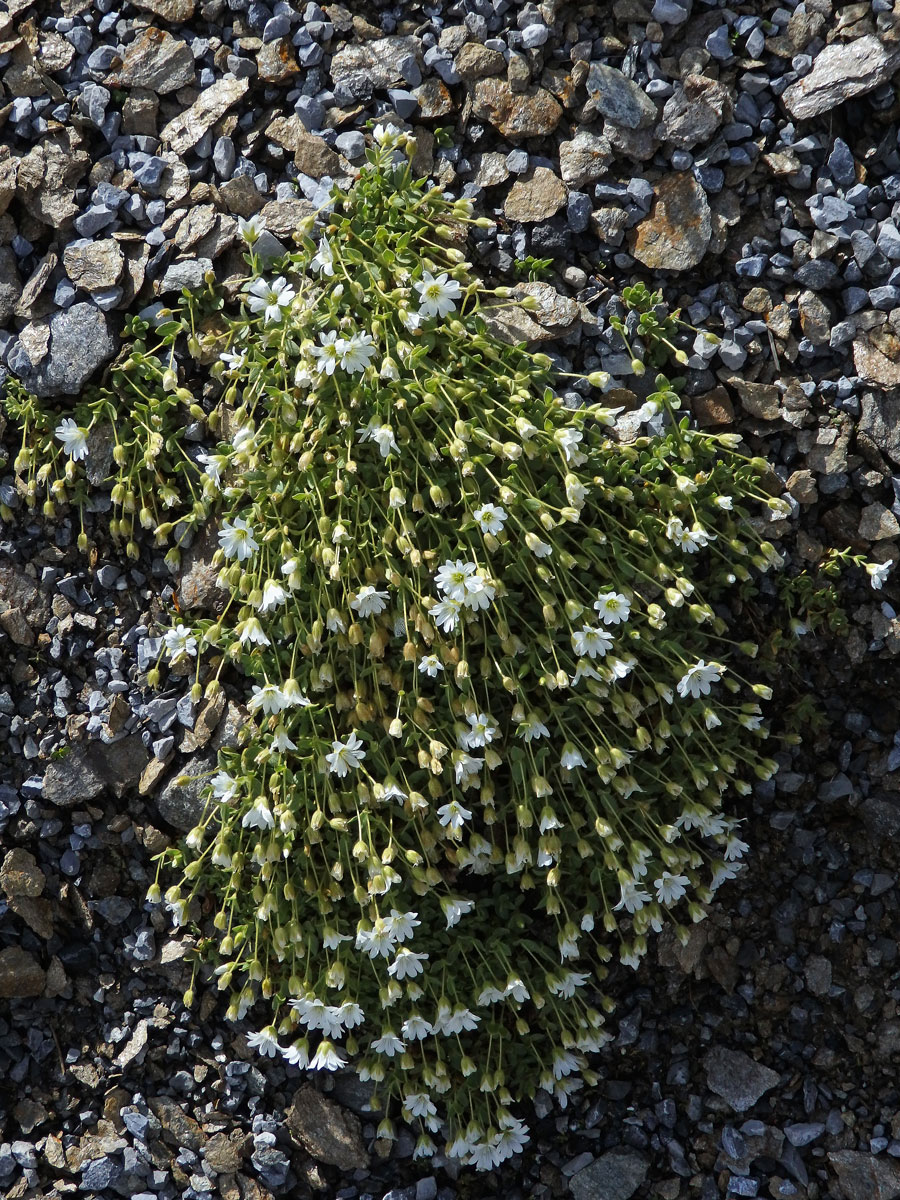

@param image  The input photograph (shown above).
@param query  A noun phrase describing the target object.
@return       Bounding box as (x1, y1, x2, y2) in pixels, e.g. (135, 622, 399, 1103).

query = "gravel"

(3, 0, 900, 1198)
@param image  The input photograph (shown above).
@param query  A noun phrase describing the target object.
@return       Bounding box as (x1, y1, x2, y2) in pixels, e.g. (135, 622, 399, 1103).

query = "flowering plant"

(1, 126, 888, 1170)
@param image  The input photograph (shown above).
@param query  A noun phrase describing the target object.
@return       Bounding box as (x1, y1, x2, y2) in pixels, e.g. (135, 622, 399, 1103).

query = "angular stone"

(691, 386, 734, 427)
(258, 197, 318, 239)
(330, 36, 422, 97)
(798, 289, 831, 346)
(631, 173, 711, 271)
(148, 1097, 206, 1151)
(657, 74, 732, 149)
(0, 946, 45, 998)
(286, 1085, 368, 1171)
(828, 1150, 900, 1200)
(218, 175, 265, 218)
(0, 152, 17, 217)
(132, 0, 195, 18)
(514, 282, 580, 331)
(570, 1149, 649, 1200)
(860, 391, 900, 466)
(160, 76, 249, 156)
(156, 755, 215, 832)
(0, 245, 20, 324)
(108, 27, 195, 93)
(559, 129, 613, 188)
(0, 565, 49, 635)
(1, 849, 45, 898)
(704, 1047, 780, 1113)
(471, 151, 509, 189)
(783, 36, 900, 120)
(728, 378, 781, 420)
(63, 239, 124, 290)
(455, 43, 505, 81)
(203, 1132, 245, 1174)
(586, 62, 658, 129)
(470, 79, 562, 138)
(15, 129, 90, 228)
(415, 77, 454, 118)
(9, 302, 116, 397)
(266, 120, 343, 178)
(854, 337, 900, 389)
(258, 37, 299, 83)
(860, 502, 900, 541)
(504, 167, 566, 222)
(43, 748, 106, 807)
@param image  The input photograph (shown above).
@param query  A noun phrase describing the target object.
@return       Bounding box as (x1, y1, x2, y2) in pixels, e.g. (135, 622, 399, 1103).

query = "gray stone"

(805, 954, 832, 997)
(785, 1123, 825, 1148)
(704, 1047, 780, 1112)
(82, 1157, 122, 1190)
(828, 1150, 900, 1200)
(108, 27, 195, 93)
(330, 36, 422, 99)
(0, 246, 21, 324)
(160, 75, 249, 156)
(783, 36, 900, 120)
(504, 168, 566, 222)
(9, 302, 116, 397)
(159, 258, 212, 294)
(860, 502, 900, 541)
(559, 129, 613, 188)
(156, 754, 215, 831)
(286, 1085, 368, 1170)
(43, 749, 105, 807)
(0, 947, 45, 998)
(64, 239, 124, 290)
(586, 62, 658, 130)
(658, 74, 732, 149)
(569, 1149, 649, 1200)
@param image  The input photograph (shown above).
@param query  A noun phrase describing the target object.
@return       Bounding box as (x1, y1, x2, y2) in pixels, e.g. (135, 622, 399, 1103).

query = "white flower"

(55, 418, 89, 461)
(565, 476, 588, 507)
(551, 1047, 581, 1080)
(388, 949, 429, 980)
(369, 1027, 405, 1056)
(310, 329, 343, 375)
(403, 1092, 438, 1120)
(560, 743, 587, 770)
(473, 503, 507, 534)
(555, 427, 584, 464)
(666, 516, 716, 553)
(715, 495, 733, 510)
(220, 348, 247, 372)
(245, 275, 296, 324)
(356, 917, 397, 958)
(463, 575, 496, 611)
(242, 799, 275, 831)
(400, 308, 422, 333)
(357, 417, 399, 458)
(439, 1005, 480, 1035)
(164, 623, 197, 663)
(338, 1001, 365, 1029)
(283, 678, 312, 707)
(247, 1026, 280, 1057)
(418, 655, 444, 678)
(676, 659, 724, 700)
(637, 400, 660, 422)
(310, 237, 335, 276)
(494, 1114, 530, 1162)
(453, 752, 482, 786)
(387, 909, 420, 941)
(218, 516, 258, 561)
(430, 597, 461, 632)
(258, 579, 287, 612)
(526, 532, 553, 557)
(309, 1040, 346, 1071)
(440, 896, 474, 928)
(654, 871, 690, 905)
(325, 730, 366, 777)
(282, 1041, 310, 1068)
(572, 626, 613, 659)
(340, 331, 377, 374)
(272, 726, 297, 752)
(232, 426, 255, 453)
(867, 560, 893, 590)
(238, 617, 270, 647)
(414, 270, 462, 319)
(549, 971, 590, 1000)
(460, 712, 498, 749)
(373, 122, 401, 145)
(248, 683, 286, 715)
(437, 799, 473, 833)
(516, 713, 550, 742)
(614, 879, 652, 914)
(211, 771, 238, 803)
(351, 585, 389, 618)
(198, 452, 226, 487)
(238, 214, 264, 244)
(724, 833, 750, 861)
(711, 861, 742, 889)
(594, 591, 631, 625)
(435, 559, 477, 601)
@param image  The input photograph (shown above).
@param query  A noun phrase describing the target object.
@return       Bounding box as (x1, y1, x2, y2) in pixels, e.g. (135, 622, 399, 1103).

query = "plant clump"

(1, 126, 883, 1170)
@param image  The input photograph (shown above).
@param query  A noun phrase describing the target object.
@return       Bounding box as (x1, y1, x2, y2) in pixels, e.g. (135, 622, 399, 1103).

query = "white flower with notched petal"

(435, 559, 477, 602)
(351, 585, 388, 618)
(218, 516, 258, 561)
(460, 712, 498, 749)
(388, 909, 420, 940)
(197, 452, 226, 488)
(220, 347, 247, 372)
(245, 275, 296, 324)
(430, 596, 461, 632)
(310, 237, 335, 277)
(414, 270, 462, 319)
(242, 799, 275, 830)
(676, 659, 724, 699)
(388, 949, 429, 980)
(593, 590, 631, 625)
(554, 427, 584, 464)
(246, 1026, 280, 1057)
(867, 560, 893, 590)
(560, 743, 587, 770)
(237, 617, 270, 647)
(238, 214, 264, 245)
(654, 871, 690, 905)
(340, 331, 377, 374)
(525, 532, 553, 557)
(310, 329, 343, 376)
(258, 579, 287, 612)
(473, 503, 507, 534)
(357, 417, 399, 458)
(418, 655, 444, 678)
(309, 1040, 347, 1071)
(373, 122, 401, 145)
(248, 683, 286, 715)
(437, 799, 473, 833)
(164, 623, 197, 663)
(666, 516, 716, 553)
(614, 879, 651, 913)
(272, 726, 297, 752)
(55, 418, 89, 461)
(325, 730, 366, 777)
(282, 1041, 310, 1068)
(440, 896, 474, 928)
(211, 770, 238, 803)
(571, 626, 613, 659)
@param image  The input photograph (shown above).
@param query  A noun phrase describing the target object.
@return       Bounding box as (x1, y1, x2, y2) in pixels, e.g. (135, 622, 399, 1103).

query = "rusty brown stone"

(631, 173, 711, 271)
(470, 79, 562, 139)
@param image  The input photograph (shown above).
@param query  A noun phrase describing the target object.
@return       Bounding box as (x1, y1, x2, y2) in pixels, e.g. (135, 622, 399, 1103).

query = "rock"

(15, 128, 90, 228)
(203, 1132, 246, 1174)
(704, 1047, 780, 1113)
(631, 173, 711, 271)
(0, 947, 46, 998)
(455, 43, 505, 80)
(258, 197, 318, 239)
(178, 522, 222, 611)
(591, 206, 629, 246)
(9, 302, 116, 397)
(0, 246, 22, 324)
(783, 36, 900, 120)
(330, 36, 422, 98)
(0, 152, 17, 217)
(1, 849, 45, 898)
(514, 282, 580, 331)
(160, 76, 250, 156)
(481, 303, 560, 346)
(658, 74, 733, 149)
(63, 239, 124, 290)
(786, 469, 818, 505)
(586, 62, 658, 130)
(559, 129, 613, 188)
(415, 77, 454, 118)
(95, 735, 151, 798)
(258, 37, 299, 83)
(798, 289, 832, 346)
(805, 954, 832, 997)
(860, 391, 900, 465)
(860, 502, 900, 541)
(148, 1097, 206, 1151)
(470, 79, 562, 139)
(113, 1019, 149, 1069)
(107, 27, 195, 92)
(42, 748, 105, 807)
(471, 152, 509, 188)
(569, 1149, 649, 1200)
(156, 755, 215, 832)
(0, 565, 50, 639)
(828, 1150, 900, 1200)
(286, 1085, 368, 1171)
(218, 175, 265, 218)
(854, 337, 900, 389)
(691, 386, 734, 427)
(728, 378, 781, 420)
(504, 168, 566, 222)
